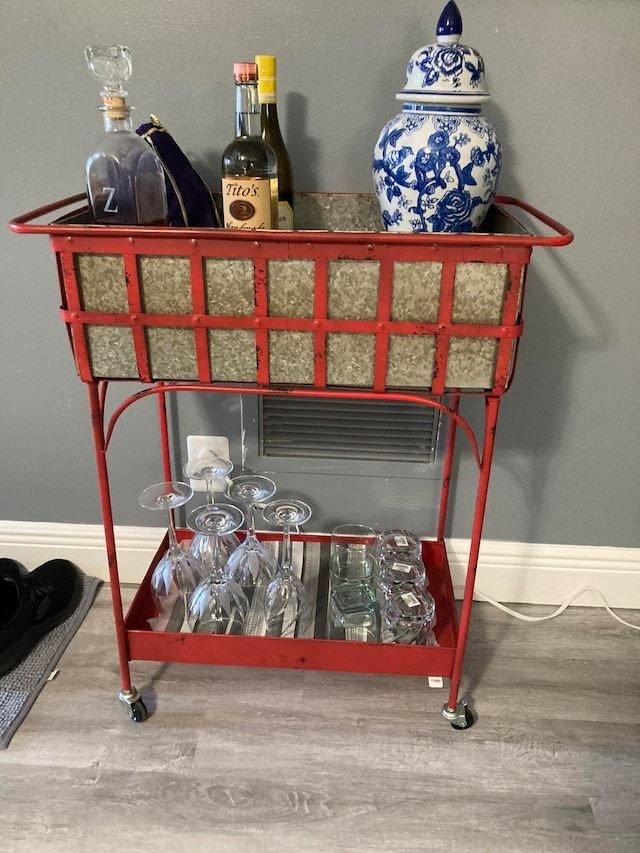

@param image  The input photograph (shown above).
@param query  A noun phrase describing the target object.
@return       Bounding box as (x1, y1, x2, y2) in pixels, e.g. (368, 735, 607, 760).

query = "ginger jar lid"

(397, 1, 490, 106)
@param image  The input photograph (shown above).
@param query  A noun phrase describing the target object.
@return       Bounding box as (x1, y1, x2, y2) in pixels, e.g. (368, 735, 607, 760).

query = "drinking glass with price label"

(382, 583, 436, 645)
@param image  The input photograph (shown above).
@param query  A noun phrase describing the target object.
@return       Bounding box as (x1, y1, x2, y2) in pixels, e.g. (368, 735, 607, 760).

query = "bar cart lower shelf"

(126, 534, 458, 674)
(9, 192, 572, 731)
(124, 530, 466, 726)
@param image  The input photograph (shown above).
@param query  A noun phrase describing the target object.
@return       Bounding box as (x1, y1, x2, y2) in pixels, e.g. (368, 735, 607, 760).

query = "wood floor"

(1, 585, 639, 853)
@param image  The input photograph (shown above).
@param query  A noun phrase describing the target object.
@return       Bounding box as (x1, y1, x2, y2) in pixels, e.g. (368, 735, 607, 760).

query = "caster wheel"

(450, 707, 474, 730)
(442, 699, 474, 730)
(127, 698, 149, 723)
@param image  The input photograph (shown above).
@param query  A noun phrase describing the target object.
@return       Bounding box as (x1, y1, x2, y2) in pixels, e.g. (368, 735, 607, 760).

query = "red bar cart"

(10, 192, 572, 728)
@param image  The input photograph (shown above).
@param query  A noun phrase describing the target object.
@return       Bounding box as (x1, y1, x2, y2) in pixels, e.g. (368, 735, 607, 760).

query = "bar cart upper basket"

(11, 192, 573, 397)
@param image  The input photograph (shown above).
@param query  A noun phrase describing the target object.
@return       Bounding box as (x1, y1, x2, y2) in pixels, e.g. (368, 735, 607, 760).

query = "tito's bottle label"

(222, 176, 273, 229)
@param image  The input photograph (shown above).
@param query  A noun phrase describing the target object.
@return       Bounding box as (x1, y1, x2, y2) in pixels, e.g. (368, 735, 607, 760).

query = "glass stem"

(247, 501, 257, 537)
(166, 509, 179, 551)
(179, 578, 190, 632)
(206, 477, 216, 506)
(211, 533, 224, 577)
(280, 522, 292, 576)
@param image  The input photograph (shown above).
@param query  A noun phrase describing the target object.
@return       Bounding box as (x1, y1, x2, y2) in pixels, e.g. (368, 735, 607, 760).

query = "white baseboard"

(0, 521, 163, 585)
(446, 538, 640, 609)
(1, 520, 639, 609)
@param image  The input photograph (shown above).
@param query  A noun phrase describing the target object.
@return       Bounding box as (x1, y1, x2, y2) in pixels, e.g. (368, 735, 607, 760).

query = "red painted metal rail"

(9, 192, 573, 247)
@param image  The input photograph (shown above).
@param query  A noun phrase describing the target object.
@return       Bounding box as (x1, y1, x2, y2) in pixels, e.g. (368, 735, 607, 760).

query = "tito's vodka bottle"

(255, 55, 294, 229)
(221, 62, 278, 229)
(84, 45, 168, 225)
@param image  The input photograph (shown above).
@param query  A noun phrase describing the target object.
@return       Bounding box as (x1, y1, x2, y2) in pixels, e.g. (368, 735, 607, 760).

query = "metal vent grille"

(260, 397, 440, 464)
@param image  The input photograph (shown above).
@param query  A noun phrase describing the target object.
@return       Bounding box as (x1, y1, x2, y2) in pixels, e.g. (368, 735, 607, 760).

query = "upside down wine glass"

(186, 503, 250, 635)
(138, 481, 201, 630)
(223, 474, 279, 601)
(183, 452, 240, 566)
(261, 498, 312, 637)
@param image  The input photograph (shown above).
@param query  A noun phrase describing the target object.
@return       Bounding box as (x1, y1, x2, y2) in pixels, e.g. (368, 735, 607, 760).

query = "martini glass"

(182, 452, 240, 565)
(186, 503, 249, 635)
(138, 481, 201, 631)
(223, 475, 279, 600)
(261, 498, 312, 637)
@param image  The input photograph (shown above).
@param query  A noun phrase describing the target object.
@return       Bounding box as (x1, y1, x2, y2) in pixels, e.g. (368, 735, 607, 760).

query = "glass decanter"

(84, 45, 168, 225)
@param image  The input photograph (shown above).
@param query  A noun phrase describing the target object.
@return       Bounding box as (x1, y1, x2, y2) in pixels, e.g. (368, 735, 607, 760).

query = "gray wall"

(1, 0, 639, 547)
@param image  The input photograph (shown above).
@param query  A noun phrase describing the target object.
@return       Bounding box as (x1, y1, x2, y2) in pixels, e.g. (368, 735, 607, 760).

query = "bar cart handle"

(493, 196, 574, 246)
(8, 194, 88, 234)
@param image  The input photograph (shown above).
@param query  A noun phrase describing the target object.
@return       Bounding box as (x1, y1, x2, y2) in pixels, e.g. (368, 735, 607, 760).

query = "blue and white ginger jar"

(373, 1, 502, 233)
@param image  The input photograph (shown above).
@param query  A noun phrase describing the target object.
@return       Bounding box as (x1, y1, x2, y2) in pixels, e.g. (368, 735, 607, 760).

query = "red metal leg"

(437, 393, 460, 542)
(444, 395, 501, 724)
(156, 382, 173, 483)
(86, 382, 133, 694)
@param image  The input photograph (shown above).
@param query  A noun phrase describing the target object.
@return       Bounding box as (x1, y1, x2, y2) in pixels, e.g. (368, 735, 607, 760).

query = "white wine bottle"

(255, 54, 294, 230)
(221, 62, 278, 230)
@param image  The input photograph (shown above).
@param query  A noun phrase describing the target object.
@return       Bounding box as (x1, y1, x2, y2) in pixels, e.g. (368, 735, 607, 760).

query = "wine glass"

(182, 452, 240, 564)
(223, 474, 279, 600)
(261, 498, 312, 637)
(186, 503, 250, 635)
(138, 481, 201, 631)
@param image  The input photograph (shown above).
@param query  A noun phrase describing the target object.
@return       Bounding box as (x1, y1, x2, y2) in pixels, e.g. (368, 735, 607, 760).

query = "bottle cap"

(233, 62, 258, 82)
(255, 55, 277, 102)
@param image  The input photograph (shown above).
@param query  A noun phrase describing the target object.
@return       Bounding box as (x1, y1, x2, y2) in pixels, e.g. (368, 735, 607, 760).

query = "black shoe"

(0, 557, 27, 579)
(0, 559, 82, 677)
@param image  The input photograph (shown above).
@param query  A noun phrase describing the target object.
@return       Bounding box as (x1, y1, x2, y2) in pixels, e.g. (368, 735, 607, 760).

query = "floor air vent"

(260, 397, 440, 464)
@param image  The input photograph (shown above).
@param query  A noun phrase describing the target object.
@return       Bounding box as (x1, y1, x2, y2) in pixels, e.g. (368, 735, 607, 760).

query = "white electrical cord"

(454, 584, 640, 631)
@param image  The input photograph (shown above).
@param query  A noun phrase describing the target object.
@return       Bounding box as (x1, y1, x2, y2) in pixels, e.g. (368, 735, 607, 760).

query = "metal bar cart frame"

(10, 194, 573, 728)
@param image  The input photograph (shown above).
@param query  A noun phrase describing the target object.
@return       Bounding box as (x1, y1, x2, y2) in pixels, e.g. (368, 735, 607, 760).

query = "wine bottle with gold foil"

(221, 62, 278, 230)
(255, 54, 294, 230)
